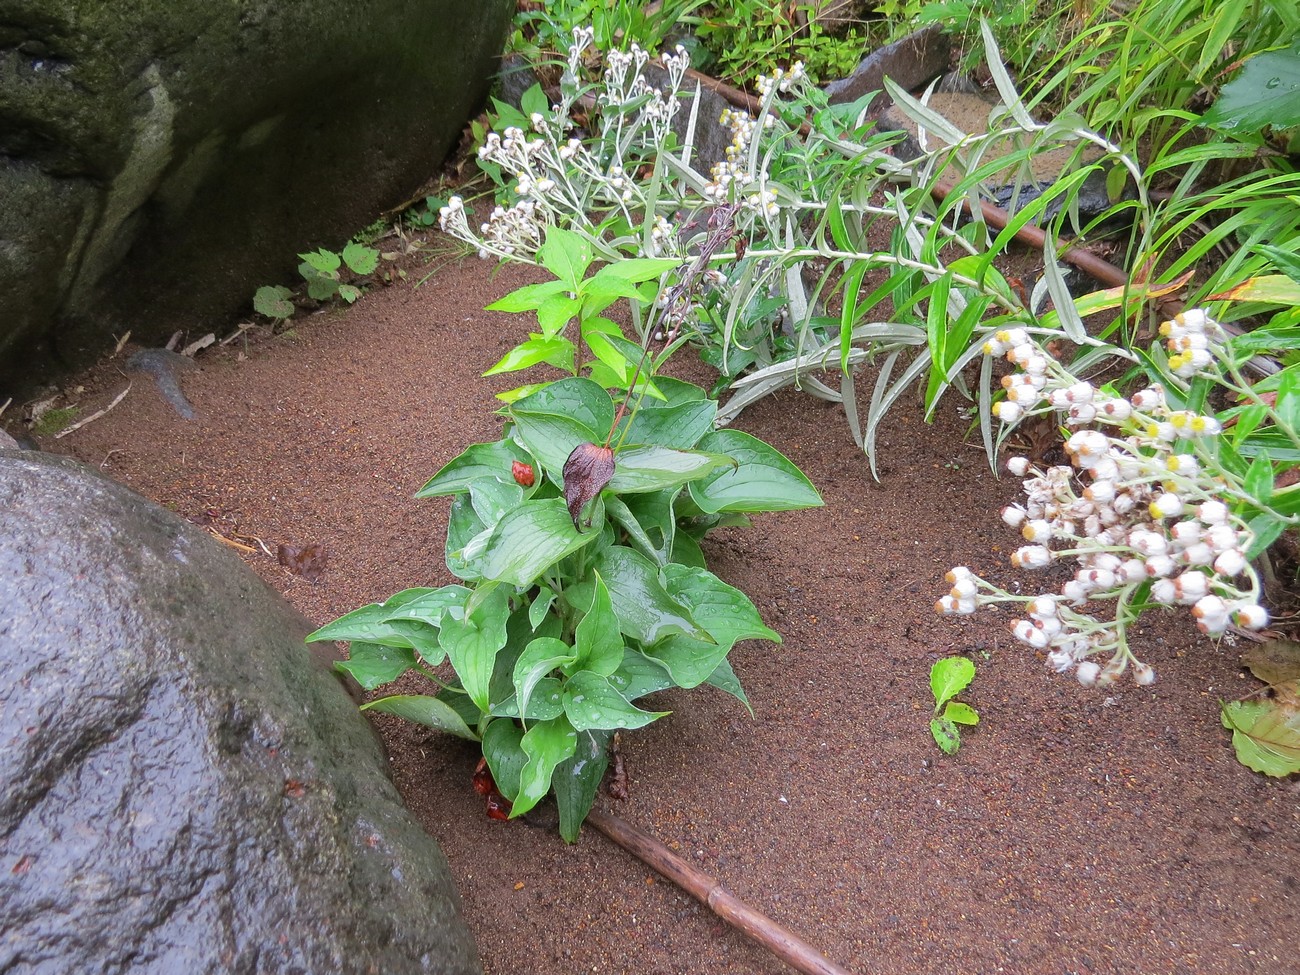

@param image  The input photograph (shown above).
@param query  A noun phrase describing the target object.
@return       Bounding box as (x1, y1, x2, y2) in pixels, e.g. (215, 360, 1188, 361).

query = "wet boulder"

(0, 0, 512, 397)
(0, 450, 481, 975)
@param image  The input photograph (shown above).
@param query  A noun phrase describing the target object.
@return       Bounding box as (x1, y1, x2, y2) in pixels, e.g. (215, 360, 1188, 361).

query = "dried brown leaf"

(277, 542, 328, 581)
(562, 442, 614, 528)
(1242, 640, 1300, 706)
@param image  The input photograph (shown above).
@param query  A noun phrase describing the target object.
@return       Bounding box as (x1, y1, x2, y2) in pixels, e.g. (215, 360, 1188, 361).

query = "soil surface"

(28, 249, 1300, 975)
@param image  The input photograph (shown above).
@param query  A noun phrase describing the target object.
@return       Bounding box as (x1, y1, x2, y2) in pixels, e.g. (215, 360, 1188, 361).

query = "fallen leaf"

(1222, 699, 1300, 777)
(562, 442, 614, 528)
(1242, 640, 1300, 706)
(277, 542, 328, 580)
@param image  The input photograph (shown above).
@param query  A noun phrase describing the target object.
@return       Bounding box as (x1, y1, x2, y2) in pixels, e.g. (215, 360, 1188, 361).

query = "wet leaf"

(562, 671, 669, 732)
(689, 430, 824, 513)
(553, 728, 613, 842)
(333, 642, 418, 690)
(482, 719, 526, 801)
(362, 694, 479, 741)
(563, 442, 615, 527)
(512, 715, 580, 818)
(277, 541, 328, 580)
(478, 497, 599, 587)
(1222, 699, 1300, 776)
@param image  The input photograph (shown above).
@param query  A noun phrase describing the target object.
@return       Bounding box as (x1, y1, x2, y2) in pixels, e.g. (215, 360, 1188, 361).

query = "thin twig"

(585, 808, 861, 975)
(53, 384, 131, 440)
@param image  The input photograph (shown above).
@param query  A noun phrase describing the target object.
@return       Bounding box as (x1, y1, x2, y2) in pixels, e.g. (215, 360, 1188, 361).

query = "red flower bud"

(512, 460, 535, 487)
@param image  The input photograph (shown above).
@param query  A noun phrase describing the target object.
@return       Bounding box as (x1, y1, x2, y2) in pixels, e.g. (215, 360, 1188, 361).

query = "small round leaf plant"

(309, 376, 821, 841)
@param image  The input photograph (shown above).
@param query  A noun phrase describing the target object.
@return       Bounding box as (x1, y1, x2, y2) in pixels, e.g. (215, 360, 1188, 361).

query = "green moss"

(31, 407, 80, 437)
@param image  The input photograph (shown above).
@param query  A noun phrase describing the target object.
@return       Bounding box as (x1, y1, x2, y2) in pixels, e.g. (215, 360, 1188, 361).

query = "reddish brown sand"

(33, 252, 1300, 975)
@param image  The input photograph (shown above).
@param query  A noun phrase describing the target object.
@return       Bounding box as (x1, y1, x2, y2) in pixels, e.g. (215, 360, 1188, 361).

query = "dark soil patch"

(32, 251, 1300, 975)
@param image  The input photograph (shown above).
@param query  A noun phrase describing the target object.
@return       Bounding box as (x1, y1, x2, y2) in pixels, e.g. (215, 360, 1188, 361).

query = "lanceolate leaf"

(512, 715, 580, 818)
(513, 636, 578, 723)
(553, 729, 614, 842)
(573, 574, 625, 677)
(362, 694, 479, 741)
(307, 587, 439, 643)
(440, 586, 510, 713)
(608, 445, 734, 494)
(482, 719, 527, 801)
(689, 430, 824, 513)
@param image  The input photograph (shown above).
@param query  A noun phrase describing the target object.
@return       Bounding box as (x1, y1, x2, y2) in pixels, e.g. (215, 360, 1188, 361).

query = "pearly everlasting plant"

(937, 309, 1291, 688)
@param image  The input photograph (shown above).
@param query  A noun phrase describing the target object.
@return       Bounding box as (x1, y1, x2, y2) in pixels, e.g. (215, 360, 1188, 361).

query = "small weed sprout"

(937, 310, 1283, 687)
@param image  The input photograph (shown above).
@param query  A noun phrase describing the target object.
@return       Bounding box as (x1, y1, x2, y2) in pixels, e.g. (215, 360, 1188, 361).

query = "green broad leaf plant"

(308, 374, 822, 841)
(930, 656, 980, 755)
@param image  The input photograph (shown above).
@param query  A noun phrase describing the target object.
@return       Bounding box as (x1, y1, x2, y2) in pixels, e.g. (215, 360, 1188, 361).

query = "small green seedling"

(298, 241, 380, 304)
(930, 656, 980, 755)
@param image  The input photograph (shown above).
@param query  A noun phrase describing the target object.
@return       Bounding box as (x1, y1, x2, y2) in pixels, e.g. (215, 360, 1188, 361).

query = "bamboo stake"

(585, 808, 862, 975)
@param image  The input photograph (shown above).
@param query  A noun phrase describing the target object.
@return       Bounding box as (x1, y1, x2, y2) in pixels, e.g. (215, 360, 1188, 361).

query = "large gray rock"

(0, 0, 512, 398)
(0, 450, 482, 975)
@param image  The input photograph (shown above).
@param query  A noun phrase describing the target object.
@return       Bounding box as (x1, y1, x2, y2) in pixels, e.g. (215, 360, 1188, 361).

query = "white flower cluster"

(937, 312, 1269, 688)
(438, 31, 691, 262)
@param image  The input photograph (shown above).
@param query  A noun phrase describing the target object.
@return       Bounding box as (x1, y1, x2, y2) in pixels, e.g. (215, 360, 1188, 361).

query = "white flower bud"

(1233, 604, 1269, 629)
(1151, 578, 1177, 604)
(1213, 549, 1246, 577)
(1077, 661, 1101, 686)
(1012, 619, 1049, 648)
(1001, 504, 1029, 528)
(1022, 519, 1055, 543)
(1144, 554, 1177, 578)
(1006, 456, 1031, 477)
(1133, 662, 1157, 686)
(1012, 545, 1053, 569)
(1198, 501, 1229, 524)
(1173, 571, 1209, 603)
(1181, 542, 1214, 567)
(1150, 493, 1184, 519)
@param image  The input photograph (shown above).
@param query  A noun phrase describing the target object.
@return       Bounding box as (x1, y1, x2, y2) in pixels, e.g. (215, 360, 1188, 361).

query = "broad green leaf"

(253, 285, 294, 319)
(671, 530, 707, 568)
(512, 715, 580, 817)
(333, 642, 417, 690)
(490, 679, 566, 720)
(538, 226, 594, 289)
(553, 729, 614, 842)
(573, 573, 624, 677)
(537, 293, 585, 335)
(562, 671, 670, 731)
(583, 328, 630, 383)
(440, 586, 510, 712)
(645, 565, 781, 688)
(931, 717, 961, 755)
(341, 241, 379, 275)
(647, 377, 708, 406)
(930, 657, 975, 709)
(478, 497, 600, 587)
(307, 587, 440, 644)
(513, 636, 578, 722)
(482, 718, 526, 801)
(417, 441, 534, 497)
(1201, 41, 1300, 135)
(607, 649, 676, 701)
(486, 278, 571, 313)
(592, 256, 678, 282)
(605, 493, 668, 565)
(689, 430, 824, 513)
(619, 399, 717, 448)
(362, 694, 479, 741)
(383, 586, 472, 631)
(1221, 699, 1300, 776)
(445, 494, 489, 581)
(509, 378, 614, 475)
(593, 546, 710, 644)
(483, 336, 577, 376)
(300, 248, 341, 273)
(468, 477, 526, 529)
(608, 445, 735, 493)
(943, 701, 980, 726)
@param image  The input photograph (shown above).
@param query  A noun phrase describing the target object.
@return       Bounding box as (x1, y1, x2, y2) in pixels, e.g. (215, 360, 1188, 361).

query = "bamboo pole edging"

(585, 808, 863, 975)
